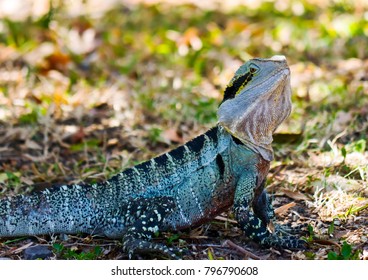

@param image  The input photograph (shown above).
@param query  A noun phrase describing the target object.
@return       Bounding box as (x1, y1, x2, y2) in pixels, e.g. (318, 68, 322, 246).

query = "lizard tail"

(0, 183, 109, 237)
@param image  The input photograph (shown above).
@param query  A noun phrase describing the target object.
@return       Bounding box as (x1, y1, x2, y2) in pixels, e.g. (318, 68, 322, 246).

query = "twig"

(222, 240, 261, 260)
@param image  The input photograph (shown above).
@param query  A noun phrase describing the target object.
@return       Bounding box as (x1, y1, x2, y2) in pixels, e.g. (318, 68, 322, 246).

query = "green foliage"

(304, 252, 316, 260)
(327, 221, 335, 235)
(70, 139, 101, 152)
(341, 204, 368, 219)
(327, 241, 361, 260)
(53, 243, 102, 260)
(1, 19, 28, 47)
(0, 172, 21, 187)
(348, 139, 366, 154)
(305, 224, 315, 243)
(35, 5, 55, 29)
(147, 126, 163, 144)
(165, 233, 180, 245)
(194, 98, 218, 124)
(2, 237, 28, 245)
(52, 243, 64, 253)
(341, 146, 347, 160)
(207, 248, 215, 260)
(19, 110, 39, 125)
(18, 103, 48, 125)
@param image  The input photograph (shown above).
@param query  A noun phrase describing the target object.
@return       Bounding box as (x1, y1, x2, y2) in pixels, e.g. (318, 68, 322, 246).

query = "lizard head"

(218, 55, 292, 161)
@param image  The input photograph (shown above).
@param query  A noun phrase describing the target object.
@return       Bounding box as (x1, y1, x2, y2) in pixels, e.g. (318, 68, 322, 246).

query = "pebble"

(23, 245, 53, 260)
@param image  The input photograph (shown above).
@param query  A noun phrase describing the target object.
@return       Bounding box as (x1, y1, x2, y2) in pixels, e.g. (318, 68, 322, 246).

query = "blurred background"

(0, 0, 367, 260)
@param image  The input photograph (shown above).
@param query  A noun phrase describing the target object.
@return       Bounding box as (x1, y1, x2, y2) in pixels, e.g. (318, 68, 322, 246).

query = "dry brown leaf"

(225, 19, 249, 33)
(69, 127, 86, 144)
(334, 230, 349, 239)
(12, 242, 33, 255)
(0, 45, 18, 62)
(274, 202, 296, 216)
(162, 128, 183, 143)
(189, 226, 204, 238)
(21, 177, 34, 185)
(107, 138, 119, 146)
(281, 189, 310, 201)
(40, 51, 71, 74)
(0, 147, 12, 153)
(30, 163, 49, 182)
(23, 154, 51, 162)
(179, 27, 201, 47)
(0, 173, 8, 184)
(312, 238, 341, 248)
(332, 111, 353, 133)
(25, 139, 42, 150)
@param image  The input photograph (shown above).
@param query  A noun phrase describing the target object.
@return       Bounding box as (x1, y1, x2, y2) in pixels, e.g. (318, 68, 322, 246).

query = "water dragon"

(0, 56, 306, 259)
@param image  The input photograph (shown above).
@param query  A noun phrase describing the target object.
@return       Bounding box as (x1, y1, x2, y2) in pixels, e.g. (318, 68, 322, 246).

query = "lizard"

(0, 55, 306, 259)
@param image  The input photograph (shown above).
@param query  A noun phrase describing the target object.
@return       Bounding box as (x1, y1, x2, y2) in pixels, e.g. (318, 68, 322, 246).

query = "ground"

(0, 0, 367, 260)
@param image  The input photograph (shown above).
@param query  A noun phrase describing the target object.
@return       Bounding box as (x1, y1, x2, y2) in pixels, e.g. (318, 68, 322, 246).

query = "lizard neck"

(220, 124, 274, 161)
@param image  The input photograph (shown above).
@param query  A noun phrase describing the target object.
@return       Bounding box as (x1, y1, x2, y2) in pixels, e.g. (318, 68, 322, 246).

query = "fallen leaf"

(189, 226, 204, 237)
(69, 127, 86, 144)
(332, 111, 353, 133)
(21, 177, 34, 185)
(0, 173, 8, 183)
(25, 139, 42, 150)
(12, 242, 33, 254)
(274, 202, 296, 215)
(23, 154, 51, 162)
(162, 128, 183, 143)
(281, 189, 310, 201)
(312, 238, 341, 248)
(41, 51, 71, 74)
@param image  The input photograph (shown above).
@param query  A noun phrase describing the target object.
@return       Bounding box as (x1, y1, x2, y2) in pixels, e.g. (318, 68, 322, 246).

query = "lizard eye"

(249, 66, 258, 74)
(249, 63, 259, 74)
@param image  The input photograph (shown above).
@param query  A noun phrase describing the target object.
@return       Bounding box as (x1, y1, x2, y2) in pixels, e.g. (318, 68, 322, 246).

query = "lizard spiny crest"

(218, 55, 292, 161)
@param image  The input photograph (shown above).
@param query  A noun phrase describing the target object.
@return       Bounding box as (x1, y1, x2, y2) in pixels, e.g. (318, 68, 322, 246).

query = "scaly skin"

(0, 56, 306, 258)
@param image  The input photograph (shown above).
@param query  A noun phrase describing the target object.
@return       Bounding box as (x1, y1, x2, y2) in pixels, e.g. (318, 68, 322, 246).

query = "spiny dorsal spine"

(0, 127, 222, 238)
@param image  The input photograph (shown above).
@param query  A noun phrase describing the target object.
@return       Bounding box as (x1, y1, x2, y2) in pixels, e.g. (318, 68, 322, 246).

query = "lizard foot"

(273, 222, 308, 236)
(265, 235, 308, 250)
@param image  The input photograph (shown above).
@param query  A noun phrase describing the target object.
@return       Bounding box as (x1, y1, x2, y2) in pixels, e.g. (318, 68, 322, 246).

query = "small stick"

(223, 240, 262, 260)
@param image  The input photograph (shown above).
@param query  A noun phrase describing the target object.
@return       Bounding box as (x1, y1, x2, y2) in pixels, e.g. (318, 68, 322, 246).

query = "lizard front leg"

(253, 180, 275, 224)
(233, 174, 306, 249)
(253, 188, 305, 237)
